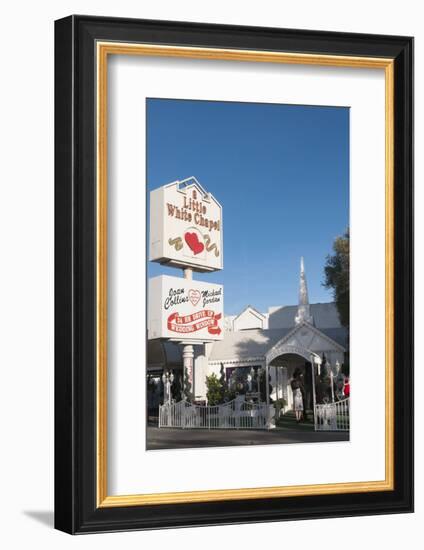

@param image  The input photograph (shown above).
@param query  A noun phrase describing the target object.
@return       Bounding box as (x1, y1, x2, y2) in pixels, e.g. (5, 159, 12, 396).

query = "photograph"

(146, 98, 350, 450)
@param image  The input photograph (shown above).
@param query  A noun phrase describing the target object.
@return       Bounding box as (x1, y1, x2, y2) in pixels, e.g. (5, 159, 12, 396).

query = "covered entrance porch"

(265, 344, 322, 426)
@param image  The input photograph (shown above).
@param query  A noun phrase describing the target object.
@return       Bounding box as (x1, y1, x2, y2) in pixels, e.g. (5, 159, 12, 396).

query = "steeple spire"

(295, 257, 314, 325)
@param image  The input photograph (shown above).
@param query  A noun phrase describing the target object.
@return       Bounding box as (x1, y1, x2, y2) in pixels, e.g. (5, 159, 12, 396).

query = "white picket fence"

(315, 398, 350, 431)
(159, 396, 273, 429)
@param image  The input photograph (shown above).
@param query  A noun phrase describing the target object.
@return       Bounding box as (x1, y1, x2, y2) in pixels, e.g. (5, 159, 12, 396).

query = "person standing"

(291, 368, 304, 422)
(343, 376, 350, 398)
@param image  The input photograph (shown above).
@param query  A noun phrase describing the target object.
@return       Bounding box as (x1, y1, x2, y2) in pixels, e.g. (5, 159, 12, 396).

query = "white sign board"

(149, 177, 223, 272)
(148, 275, 224, 341)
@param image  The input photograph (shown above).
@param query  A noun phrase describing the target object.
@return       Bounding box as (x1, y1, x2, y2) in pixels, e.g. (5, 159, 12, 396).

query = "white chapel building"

(147, 258, 347, 411)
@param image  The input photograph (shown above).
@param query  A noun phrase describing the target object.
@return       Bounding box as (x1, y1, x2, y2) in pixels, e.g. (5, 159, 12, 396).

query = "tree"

(323, 229, 350, 329)
(323, 230, 350, 373)
(206, 373, 224, 406)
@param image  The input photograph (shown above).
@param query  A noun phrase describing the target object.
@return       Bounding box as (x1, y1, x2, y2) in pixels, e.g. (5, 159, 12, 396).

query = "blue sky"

(147, 98, 349, 316)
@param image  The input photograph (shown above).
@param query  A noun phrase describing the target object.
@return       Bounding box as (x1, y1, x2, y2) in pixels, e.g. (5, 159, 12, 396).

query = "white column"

(276, 366, 279, 402)
(182, 344, 194, 399)
(281, 366, 288, 406)
(265, 362, 271, 428)
(310, 354, 317, 430)
(265, 363, 270, 406)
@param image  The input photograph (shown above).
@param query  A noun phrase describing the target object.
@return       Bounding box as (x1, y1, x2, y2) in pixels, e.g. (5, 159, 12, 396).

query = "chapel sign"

(148, 275, 224, 341)
(149, 177, 223, 272)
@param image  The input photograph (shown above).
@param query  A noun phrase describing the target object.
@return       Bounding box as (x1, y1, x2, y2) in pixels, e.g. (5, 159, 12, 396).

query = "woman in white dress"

(293, 388, 304, 422)
(291, 369, 304, 422)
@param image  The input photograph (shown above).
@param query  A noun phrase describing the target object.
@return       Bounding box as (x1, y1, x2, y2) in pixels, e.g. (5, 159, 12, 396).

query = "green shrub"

(206, 373, 225, 405)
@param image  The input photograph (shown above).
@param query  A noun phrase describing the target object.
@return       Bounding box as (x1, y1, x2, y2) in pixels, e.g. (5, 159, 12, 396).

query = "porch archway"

(265, 344, 322, 426)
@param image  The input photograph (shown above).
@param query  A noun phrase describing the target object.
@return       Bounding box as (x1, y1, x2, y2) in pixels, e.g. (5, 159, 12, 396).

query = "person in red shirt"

(343, 377, 350, 398)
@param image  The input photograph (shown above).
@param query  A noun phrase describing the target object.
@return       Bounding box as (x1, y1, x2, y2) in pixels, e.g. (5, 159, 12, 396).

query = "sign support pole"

(183, 267, 193, 280)
(182, 267, 194, 400)
(182, 344, 194, 400)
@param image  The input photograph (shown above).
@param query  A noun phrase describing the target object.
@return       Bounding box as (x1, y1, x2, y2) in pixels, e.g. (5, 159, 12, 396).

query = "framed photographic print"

(54, 15, 413, 533)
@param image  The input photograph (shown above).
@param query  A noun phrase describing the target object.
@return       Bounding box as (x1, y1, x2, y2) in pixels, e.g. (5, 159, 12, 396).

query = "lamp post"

(162, 370, 174, 406)
(257, 367, 263, 398)
(249, 367, 256, 395)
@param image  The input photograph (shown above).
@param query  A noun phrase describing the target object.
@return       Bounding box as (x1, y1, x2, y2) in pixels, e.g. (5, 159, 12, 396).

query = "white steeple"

(294, 257, 314, 325)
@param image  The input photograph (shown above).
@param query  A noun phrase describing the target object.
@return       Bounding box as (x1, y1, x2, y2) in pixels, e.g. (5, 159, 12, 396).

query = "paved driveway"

(146, 426, 349, 450)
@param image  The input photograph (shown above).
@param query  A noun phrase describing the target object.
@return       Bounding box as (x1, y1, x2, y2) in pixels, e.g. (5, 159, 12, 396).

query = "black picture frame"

(55, 15, 413, 534)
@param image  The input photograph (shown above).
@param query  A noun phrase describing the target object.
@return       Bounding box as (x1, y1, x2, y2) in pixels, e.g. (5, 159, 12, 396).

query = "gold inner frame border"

(96, 42, 394, 508)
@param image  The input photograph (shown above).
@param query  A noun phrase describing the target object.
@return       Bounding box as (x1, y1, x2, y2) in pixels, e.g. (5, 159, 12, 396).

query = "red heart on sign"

(188, 289, 201, 306)
(184, 232, 204, 255)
